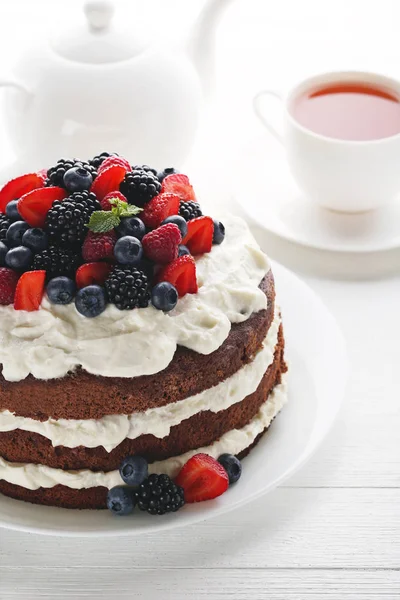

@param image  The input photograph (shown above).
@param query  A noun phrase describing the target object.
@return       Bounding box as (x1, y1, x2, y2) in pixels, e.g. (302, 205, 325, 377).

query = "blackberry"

(105, 265, 151, 310)
(120, 169, 161, 207)
(131, 164, 158, 177)
(46, 158, 97, 188)
(88, 152, 116, 170)
(33, 246, 81, 280)
(0, 214, 10, 243)
(179, 200, 202, 221)
(46, 191, 100, 247)
(134, 474, 185, 515)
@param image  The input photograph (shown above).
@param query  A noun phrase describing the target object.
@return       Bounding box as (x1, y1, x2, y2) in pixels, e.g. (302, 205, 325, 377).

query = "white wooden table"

(1, 1, 400, 598)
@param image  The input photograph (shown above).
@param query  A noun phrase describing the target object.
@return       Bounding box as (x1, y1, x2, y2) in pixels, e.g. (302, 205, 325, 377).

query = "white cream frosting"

(0, 375, 288, 490)
(0, 215, 269, 382)
(0, 311, 281, 451)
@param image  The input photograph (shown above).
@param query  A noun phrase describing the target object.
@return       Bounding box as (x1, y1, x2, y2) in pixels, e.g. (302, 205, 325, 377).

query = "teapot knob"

(84, 1, 115, 32)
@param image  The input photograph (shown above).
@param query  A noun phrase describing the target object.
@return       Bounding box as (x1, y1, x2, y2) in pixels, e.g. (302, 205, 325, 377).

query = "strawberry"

(161, 174, 196, 202)
(18, 187, 67, 227)
(156, 254, 197, 297)
(0, 268, 20, 305)
(76, 262, 112, 289)
(14, 270, 46, 311)
(82, 230, 117, 262)
(90, 165, 127, 201)
(98, 156, 131, 174)
(175, 453, 229, 503)
(142, 223, 181, 264)
(100, 191, 127, 211)
(141, 193, 180, 228)
(0, 173, 46, 213)
(182, 216, 214, 255)
(36, 169, 48, 183)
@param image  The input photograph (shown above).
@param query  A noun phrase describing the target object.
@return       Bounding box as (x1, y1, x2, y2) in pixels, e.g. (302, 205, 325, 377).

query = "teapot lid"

(50, 1, 145, 64)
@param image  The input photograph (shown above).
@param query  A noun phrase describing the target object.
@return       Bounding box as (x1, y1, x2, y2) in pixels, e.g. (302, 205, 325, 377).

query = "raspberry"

(100, 191, 127, 211)
(98, 156, 131, 173)
(141, 193, 180, 229)
(0, 267, 19, 305)
(142, 223, 181, 264)
(82, 230, 117, 262)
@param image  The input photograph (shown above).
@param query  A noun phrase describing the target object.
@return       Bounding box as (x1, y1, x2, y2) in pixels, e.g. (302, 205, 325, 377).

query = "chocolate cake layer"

(0, 273, 275, 421)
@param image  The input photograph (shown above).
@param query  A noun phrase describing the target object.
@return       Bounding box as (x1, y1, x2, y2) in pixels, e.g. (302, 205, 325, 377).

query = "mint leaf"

(120, 205, 143, 218)
(87, 211, 120, 233)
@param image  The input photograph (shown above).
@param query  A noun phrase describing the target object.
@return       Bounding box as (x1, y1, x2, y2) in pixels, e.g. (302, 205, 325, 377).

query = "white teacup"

(253, 71, 400, 213)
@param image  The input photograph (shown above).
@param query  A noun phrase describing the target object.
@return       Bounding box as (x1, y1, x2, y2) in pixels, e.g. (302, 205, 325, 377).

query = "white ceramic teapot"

(0, 0, 233, 173)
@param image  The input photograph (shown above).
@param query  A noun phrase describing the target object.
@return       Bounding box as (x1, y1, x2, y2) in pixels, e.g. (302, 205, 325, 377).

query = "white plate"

(233, 135, 400, 253)
(0, 262, 347, 537)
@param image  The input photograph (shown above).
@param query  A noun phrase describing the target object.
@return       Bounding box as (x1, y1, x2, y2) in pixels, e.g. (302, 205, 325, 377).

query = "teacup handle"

(253, 90, 284, 144)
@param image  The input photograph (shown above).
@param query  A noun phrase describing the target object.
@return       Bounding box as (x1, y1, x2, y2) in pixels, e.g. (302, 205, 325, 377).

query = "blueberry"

(178, 244, 190, 257)
(47, 277, 76, 305)
(114, 236, 143, 265)
(119, 455, 148, 487)
(161, 215, 188, 238)
(5, 200, 21, 222)
(5, 246, 33, 271)
(157, 167, 179, 183)
(63, 166, 93, 192)
(0, 242, 8, 266)
(213, 220, 225, 245)
(6, 221, 30, 247)
(75, 285, 106, 318)
(151, 281, 178, 312)
(22, 228, 49, 253)
(116, 217, 146, 240)
(107, 486, 135, 516)
(218, 453, 242, 484)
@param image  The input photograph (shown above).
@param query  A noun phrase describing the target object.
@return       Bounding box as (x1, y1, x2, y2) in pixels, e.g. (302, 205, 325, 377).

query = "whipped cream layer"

(0, 310, 280, 451)
(0, 216, 269, 382)
(0, 376, 288, 490)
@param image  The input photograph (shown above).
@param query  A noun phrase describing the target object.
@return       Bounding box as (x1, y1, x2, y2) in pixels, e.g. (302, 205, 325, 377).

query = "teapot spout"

(187, 0, 235, 97)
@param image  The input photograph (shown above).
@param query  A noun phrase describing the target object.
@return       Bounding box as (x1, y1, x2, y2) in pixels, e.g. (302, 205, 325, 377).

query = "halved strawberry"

(175, 453, 229, 503)
(18, 187, 67, 227)
(90, 165, 127, 201)
(76, 262, 112, 289)
(156, 254, 197, 297)
(182, 216, 214, 255)
(98, 156, 131, 174)
(0, 173, 46, 213)
(141, 193, 180, 228)
(36, 169, 48, 183)
(161, 174, 196, 201)
(14, 270, 46, 311)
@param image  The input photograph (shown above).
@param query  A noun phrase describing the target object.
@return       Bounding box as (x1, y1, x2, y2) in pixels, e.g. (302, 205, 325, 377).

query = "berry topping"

(98, 155, 131, 173)
(47, 276, 76, 305)
(22, 228, 49, 253)
(107, 486, 135, 516)
(131, 164, 158, 176)
(76, 262, 112, 289)
(114, 236, 143, 266)
(87, 198, 142, 233)
(134, 473, 185, 515)
(141, 192, 180, 229)
(142, 223, 181, 264)
(33, 246, 81, 280)
(179, 200, 202, 222)
(0, 173, 46, 213)
(119, 456, 148, 487)
(161, 173, 196, 202)
(217, 454, 242, 485)
(75, 284, 107, 318)
(101, 191, 127, 211)
(46, 191, 100, 247)
(151, 281, 178, 312)
(213, 220, 225, 245)
(157, 254, 197, 297)
(178, 244, 190, 257)
(6, 221, 30, 247)
(157, 167, 179, 183)
(0, 215, 10, 243)
(182, 216, 214, 255)
(89, 152, 115, 170)
(47, 159, 97, 189)
(82, 230, 116, 262)
(90, 164, 127, 201)
(14, 270, 46, 311)
(116, 216, 146, 239)
(175, 453, 229, 503)
(5, 246, 33, 271)
(63, 167, 93, 192)
(161, 214, 188, 238)
(0, 267, 19, 305)
(105, 265, 150, 310)
(120, 169, 161, 207)
(6, 200, 21, 222)
(0, 242, 8, 266)
(18, 187, 67, 228)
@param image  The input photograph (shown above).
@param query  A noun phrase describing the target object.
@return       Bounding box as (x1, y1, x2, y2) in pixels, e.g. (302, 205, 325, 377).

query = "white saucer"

(0, 261, 347, 537)
(233, 135, 400, 254)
